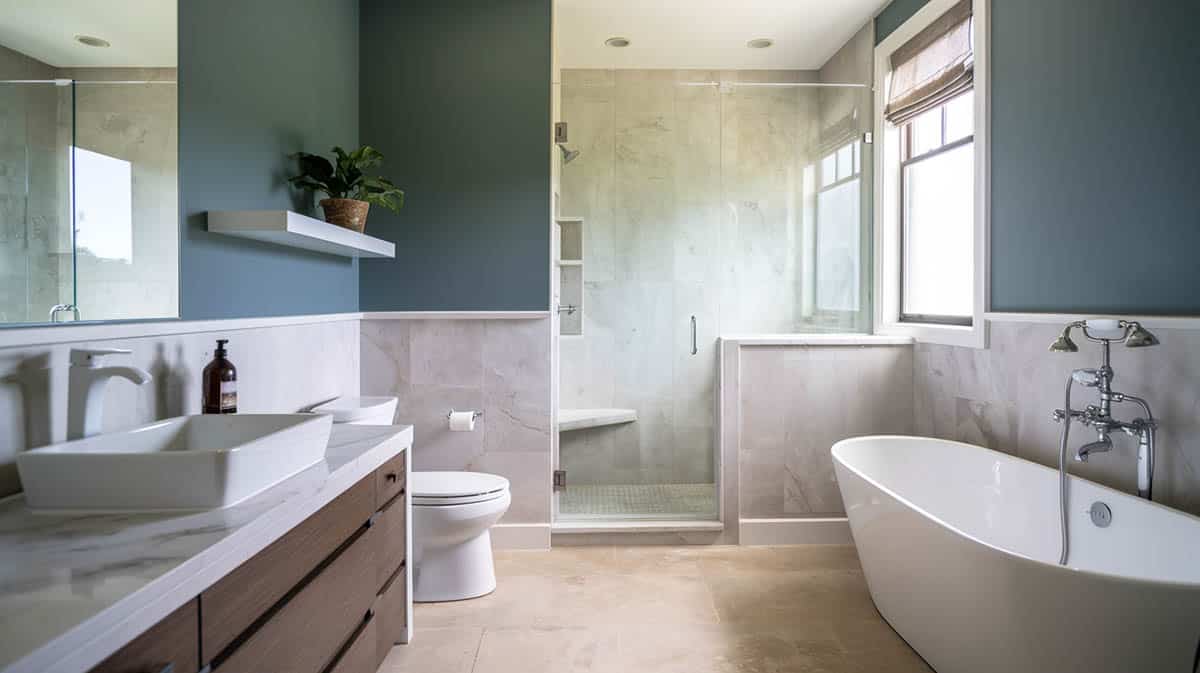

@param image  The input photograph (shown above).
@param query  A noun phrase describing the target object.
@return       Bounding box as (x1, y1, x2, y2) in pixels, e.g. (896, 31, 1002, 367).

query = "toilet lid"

(411, 471, 509, 505)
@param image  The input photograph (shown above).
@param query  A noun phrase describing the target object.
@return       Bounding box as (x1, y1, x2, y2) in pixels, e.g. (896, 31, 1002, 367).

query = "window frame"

(873, 0, 989, 348)
(898, 104, 975, 326)
(810, 138, 867, 328)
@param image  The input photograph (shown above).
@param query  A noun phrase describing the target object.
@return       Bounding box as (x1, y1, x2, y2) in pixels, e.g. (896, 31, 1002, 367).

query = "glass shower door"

(554, 72, 873, 523)
(0, 80, 75, 323)
(556, 69, 721, 521)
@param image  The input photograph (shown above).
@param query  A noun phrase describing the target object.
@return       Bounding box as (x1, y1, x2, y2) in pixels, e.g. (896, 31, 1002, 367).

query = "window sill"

(876, 319, 987, 348)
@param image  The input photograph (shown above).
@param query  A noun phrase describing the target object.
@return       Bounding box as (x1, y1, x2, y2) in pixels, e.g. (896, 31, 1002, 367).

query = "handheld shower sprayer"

(1048, 319, 1160, 565)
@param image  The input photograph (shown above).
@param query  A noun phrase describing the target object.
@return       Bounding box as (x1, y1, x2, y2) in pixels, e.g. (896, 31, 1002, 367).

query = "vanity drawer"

(200, 475, 375, 660)
(89, 599, 199, 673)
(375, 451, 407, 509)
(215, 523, 380, 673)
(327, 614, 378, 673)
(373, 564, 408, 669)
(376, 490, 407, 589)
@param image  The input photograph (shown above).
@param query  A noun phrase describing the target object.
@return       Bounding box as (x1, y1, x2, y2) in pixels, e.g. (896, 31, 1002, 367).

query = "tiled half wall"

(361, 318, 554, 544)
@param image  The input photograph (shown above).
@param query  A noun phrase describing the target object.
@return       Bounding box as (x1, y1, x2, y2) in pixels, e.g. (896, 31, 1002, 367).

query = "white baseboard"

(738, 517, 852, 545)
(491, 523, 551, 550)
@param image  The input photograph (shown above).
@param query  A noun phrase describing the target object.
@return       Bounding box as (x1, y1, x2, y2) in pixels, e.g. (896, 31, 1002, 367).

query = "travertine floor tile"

(418, 571, 719, 628)
(472, 626, 619, 673)
(493, 547, 617, 577)
(693, 544, 862, 575)
(704, 569, 878, 627)
(379, 626, 481, 673)
(608, 545, 708, 575)
(390, 545, 929, 673)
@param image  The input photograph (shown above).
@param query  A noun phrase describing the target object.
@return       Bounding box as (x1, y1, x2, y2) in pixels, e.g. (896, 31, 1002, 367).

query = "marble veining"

(914, 319, 1200, 517)
(0, 424, 411, 673)
(360, 318, 552, 526)
(734, 344, 914, 518)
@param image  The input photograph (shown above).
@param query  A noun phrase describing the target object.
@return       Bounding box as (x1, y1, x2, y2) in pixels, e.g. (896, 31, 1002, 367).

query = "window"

(874, 0, 987, 347)
(900, 91, 973, 324)
(816, 140, 861, 313)
(73, 147, 133, 263)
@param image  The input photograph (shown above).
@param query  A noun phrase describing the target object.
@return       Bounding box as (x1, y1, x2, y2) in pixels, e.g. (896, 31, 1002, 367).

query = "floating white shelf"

(207, 210, 396, 259)
(558, 408, 637, 432)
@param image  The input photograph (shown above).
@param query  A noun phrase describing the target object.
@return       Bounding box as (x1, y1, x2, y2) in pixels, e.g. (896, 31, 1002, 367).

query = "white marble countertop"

(0, 423, 413, 673)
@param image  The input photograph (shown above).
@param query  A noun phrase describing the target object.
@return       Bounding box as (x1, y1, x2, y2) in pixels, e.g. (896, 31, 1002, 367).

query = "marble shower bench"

(558, 408, 638, 432)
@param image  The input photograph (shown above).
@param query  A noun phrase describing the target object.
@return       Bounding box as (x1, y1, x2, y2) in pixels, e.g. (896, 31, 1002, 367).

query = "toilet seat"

(411, 471, 510, 506)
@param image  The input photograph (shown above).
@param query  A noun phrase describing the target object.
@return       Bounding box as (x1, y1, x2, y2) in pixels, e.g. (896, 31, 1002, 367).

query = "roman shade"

(884, 0, 973, 125)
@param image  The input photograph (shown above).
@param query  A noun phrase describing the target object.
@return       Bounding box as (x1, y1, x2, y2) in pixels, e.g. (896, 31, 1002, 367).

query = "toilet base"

(413, 529, 497, 602)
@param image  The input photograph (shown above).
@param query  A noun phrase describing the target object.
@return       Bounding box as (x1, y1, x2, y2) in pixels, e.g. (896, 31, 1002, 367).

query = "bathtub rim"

(831, 434, 1200, 590)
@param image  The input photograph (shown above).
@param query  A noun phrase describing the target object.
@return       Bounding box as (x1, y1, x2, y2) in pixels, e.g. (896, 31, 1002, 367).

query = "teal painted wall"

(358, 0, 552, 311)
(875, 0, 931, 44)
(179, 0, 360, 319)
(877, 0, 1200, 314)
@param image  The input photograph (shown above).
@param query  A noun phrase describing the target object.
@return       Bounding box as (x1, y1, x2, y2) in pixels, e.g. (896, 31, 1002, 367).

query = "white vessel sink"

(16, 414, 333, 512)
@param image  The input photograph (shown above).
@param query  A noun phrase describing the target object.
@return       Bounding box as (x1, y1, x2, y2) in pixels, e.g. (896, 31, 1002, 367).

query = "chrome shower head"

(1123, 322, 1159, 348)
(1049, 324, 1080, 353)
(559, 145, 581, 165)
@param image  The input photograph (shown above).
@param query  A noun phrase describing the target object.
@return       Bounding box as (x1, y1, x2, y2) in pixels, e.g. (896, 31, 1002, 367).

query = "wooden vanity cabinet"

(85, 446, 409, 673)
(88, 599, 199, 673)
(371, 450, 411, 668)
(200, 476, 377, 661)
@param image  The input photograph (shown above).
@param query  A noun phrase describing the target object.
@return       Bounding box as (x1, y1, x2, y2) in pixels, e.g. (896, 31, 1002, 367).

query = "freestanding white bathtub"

(832, 435, 1200, 673)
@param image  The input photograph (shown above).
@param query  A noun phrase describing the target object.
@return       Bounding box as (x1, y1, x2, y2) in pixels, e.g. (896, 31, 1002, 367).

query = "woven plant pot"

(319, 198, 370, 233)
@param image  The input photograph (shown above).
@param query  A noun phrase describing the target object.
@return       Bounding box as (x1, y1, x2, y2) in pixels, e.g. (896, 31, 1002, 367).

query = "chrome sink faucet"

(1049, 319, 1159, 499)
(67, 348, 153, 440)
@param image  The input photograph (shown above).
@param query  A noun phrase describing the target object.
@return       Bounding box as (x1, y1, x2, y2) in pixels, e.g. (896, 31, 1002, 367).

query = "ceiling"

(0, 0, 176, 68)
(556, 0, 888, 71)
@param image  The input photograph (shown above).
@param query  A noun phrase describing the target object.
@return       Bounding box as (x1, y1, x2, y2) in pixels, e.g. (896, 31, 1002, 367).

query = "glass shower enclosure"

(0, 80, 74, 324)
(0, 77, 178, 325)
(555, 71, 873, 522)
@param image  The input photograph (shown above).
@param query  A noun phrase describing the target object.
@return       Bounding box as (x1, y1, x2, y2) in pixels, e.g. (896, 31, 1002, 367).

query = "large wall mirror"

(0, 1, 178, 326)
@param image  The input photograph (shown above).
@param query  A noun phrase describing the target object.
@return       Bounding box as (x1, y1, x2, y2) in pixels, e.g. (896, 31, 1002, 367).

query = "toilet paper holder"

(447, 409, 483, 420)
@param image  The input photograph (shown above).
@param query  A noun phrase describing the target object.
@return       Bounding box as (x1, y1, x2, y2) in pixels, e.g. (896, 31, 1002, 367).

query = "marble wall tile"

(914, 320, 1200, 516)
(0, 319, 361, 497)
(361, 318, 553, 525)
(559, 68, 827, 490)
(735, 344, 915, 518)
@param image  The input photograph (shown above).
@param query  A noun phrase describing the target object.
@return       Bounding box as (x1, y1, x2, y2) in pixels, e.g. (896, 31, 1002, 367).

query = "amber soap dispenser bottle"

(202, 339, 238, 414)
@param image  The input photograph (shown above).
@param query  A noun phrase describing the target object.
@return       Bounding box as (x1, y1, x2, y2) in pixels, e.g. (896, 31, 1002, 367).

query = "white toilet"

(409, 471, 510, 602)
(312, 397, 511, 603)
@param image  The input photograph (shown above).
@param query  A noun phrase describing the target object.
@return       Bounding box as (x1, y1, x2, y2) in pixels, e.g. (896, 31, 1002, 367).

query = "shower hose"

(1057, 373, 1074, 566)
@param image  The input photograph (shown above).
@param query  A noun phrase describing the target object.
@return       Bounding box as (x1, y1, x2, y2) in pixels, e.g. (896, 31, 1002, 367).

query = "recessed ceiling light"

(604, 37, 631, 48)
(74, 35, 111, 48)
(746, 38, 774, 49)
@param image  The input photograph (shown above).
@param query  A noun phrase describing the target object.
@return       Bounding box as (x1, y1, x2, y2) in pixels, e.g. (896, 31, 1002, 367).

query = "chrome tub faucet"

(1050, 319, 1159, 499)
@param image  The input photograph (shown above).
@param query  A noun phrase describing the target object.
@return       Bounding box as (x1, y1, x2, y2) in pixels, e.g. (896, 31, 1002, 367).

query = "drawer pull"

(384, 473, 398, 484)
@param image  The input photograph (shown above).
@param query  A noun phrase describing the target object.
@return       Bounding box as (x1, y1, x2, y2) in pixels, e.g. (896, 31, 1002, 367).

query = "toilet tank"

(311, 396, 398, 425)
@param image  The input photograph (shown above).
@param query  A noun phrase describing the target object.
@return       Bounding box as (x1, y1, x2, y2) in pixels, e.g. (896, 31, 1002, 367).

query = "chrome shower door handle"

(690, 316, 698, 356)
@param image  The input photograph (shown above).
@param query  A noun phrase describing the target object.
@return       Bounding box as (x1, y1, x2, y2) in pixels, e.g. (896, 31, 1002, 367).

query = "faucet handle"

(69, 348, 132, 367)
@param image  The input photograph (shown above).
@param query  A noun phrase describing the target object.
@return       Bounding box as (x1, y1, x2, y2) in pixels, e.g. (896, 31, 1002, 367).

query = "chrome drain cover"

(1089, 502, 1113, 528)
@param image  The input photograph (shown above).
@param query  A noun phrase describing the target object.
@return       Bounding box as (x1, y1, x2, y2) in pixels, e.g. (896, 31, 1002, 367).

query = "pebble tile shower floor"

(558, 484, 718, 518)
(380, 545, 933, 673)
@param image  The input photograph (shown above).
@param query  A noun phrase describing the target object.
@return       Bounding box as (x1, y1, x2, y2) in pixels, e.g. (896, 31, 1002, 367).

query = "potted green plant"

(287, 145, 405, 233)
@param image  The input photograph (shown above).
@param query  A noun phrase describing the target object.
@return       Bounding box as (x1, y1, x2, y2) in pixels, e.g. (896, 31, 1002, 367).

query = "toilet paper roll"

(448, 411, 476, 432)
